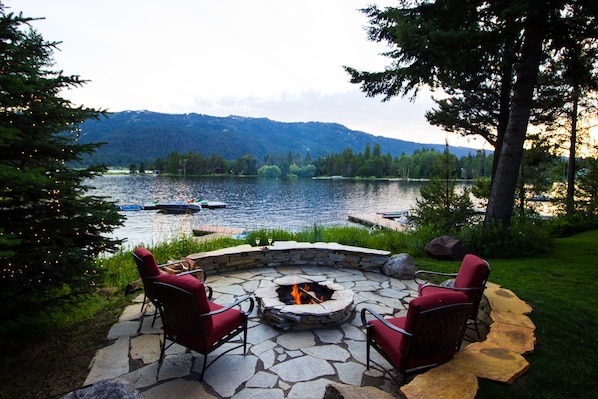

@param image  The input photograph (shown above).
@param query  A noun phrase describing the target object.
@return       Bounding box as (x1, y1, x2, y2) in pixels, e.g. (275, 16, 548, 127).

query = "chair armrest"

(158, 260, 207, 282)
(177, 268, 207, 282)
(158, 259, 191, 270)
(414, 269, 458, 285)
(201, 295, 255, 317)
(419, 282, 485, 294)
(360, 307, 412, 337)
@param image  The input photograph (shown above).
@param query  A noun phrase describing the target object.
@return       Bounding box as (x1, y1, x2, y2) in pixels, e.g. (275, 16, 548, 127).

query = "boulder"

(425, 236, 470, 260)
(61, 379, 143, 399)
(381, 253, 417, 279)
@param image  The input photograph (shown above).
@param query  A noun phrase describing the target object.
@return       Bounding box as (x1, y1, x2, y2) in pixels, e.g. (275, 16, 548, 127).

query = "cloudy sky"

(8, 0, 487, 149)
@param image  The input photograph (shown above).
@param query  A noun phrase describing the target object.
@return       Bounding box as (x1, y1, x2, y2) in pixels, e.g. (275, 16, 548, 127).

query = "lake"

(87, 174, 438, 248)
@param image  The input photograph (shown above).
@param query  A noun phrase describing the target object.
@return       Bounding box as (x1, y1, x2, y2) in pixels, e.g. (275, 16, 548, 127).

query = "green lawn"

(474, 229, 598, 398)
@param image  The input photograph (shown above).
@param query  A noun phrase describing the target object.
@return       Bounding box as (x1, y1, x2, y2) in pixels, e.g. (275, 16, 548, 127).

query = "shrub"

(545, 212, 598, 237)
(458, 217, 552, 258)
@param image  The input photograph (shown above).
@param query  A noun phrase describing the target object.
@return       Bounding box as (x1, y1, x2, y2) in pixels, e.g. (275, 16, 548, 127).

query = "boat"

(152, 201, 202, 214)
(115, 204, 144, 211)
(377, 210, 410, 220)
(195, 199, 227, 209)
(527, 195, 551, 202)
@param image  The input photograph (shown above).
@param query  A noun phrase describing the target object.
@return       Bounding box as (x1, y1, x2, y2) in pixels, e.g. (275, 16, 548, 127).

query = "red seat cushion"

(134, 247, 161, 277)
(369, 316, 408, 369)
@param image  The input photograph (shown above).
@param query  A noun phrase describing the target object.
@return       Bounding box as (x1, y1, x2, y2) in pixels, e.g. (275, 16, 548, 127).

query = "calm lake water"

(87, 174, 441, 248)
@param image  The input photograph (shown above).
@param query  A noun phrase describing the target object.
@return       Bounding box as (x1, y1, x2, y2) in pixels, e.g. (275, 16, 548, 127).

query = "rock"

(450, 342, 530, 383)
(323, 383, 397, 399)
(399, 362, 478, 399)
(424, 236, 470, 260)
(483, 321, 536, 355)
(484, 285, 533, 315)
(381, 253, 417, 279)
(61, 379, 143, 399)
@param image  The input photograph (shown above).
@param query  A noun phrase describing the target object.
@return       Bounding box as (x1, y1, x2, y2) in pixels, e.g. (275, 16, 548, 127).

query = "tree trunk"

(566, 90, 579, 215)
(485, 4, 548, 228)
(489, 56, 515, 186)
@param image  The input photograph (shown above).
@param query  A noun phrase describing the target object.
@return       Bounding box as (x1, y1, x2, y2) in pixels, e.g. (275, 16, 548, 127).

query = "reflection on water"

(87, 175, 430, 248)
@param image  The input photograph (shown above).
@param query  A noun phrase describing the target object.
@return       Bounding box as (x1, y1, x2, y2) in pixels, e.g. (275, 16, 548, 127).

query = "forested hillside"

(76, 111, 478, 166)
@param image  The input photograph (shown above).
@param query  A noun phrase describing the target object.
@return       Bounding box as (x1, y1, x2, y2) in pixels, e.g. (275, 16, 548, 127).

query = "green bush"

(458, 217, 552, 258)
(545, 212, 598, 237)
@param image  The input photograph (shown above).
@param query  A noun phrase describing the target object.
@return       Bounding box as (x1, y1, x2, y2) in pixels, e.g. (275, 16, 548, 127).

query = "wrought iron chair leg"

(151, 307, 158, 327)
(199, 354, 208, 382)
(365, 332, 371, 370)
(243, 321, 248, 355)
(467, 317, 482, 340)
(157, 336, 167, 378)
(473, 318, 481, 340)
(140, 293, 148, 313)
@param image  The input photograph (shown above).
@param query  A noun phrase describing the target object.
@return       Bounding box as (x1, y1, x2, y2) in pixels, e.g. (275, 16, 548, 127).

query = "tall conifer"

(0, 7, 123, 315)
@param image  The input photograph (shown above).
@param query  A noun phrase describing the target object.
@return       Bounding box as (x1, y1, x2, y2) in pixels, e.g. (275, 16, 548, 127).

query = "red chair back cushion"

(454, 254, 489, 289)
(134, 247, 161, 277)
(155, 272, 213, 333)
(403, 291, 469, 335)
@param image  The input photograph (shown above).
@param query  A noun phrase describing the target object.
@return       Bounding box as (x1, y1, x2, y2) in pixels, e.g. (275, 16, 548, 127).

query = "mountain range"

(77, 110, 480, 166)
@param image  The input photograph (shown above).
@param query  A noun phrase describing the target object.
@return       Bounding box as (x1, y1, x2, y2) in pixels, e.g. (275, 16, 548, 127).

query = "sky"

(7, 0, 487, 149)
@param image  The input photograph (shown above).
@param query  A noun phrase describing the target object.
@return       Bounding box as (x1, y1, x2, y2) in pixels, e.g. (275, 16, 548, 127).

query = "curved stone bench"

(185, 241, 391, 274)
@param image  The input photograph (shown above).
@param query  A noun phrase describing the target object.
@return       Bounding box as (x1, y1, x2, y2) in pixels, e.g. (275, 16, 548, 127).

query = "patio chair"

(361, 291, 472, 381)
(414, 253, 490, 339)
(133, 247, 209, 326)
(153, 273, 255, 380)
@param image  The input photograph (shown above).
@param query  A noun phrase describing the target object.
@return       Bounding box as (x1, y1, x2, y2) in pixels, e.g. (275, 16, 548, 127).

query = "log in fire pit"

(254, 276, 354, 331)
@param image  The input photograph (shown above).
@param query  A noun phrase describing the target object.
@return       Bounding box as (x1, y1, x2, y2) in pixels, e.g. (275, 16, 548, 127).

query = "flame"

(290, 281, 326, 305)
(291, 283, 302, 304)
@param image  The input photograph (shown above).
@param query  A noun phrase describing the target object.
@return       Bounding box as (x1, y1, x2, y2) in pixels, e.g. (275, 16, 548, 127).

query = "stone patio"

(84, 265, 414, 398)
(80, 244, 535, 398)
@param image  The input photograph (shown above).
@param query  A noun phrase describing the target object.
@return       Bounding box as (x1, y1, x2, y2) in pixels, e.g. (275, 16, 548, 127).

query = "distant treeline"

(130, 143, 493, 179)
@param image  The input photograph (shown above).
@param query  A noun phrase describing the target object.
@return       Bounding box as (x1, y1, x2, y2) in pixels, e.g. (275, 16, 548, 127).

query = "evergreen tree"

(0, 9, 124, 315)
(410, 143, 476, 234)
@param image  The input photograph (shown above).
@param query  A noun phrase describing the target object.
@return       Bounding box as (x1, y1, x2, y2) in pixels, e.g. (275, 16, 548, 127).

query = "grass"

(475, 229, 598, 398)
(0, 227, 596, 398)
(0, 293, 130, 399)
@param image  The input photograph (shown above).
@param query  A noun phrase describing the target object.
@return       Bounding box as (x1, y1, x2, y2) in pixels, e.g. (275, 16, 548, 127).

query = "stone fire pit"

(254, 275, 354, 331)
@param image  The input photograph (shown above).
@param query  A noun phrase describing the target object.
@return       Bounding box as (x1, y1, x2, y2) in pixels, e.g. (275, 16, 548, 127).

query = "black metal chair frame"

(153, 280, 254, 380)
(133, 252, 210, 326)
(361, 301, 472, 382)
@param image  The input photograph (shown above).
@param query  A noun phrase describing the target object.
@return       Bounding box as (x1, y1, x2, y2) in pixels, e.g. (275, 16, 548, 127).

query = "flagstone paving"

(85, 265, 414, 398)
(83, 266, 533, 398)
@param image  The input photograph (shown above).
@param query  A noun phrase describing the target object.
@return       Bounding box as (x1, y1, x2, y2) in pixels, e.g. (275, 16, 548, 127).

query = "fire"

(290, 282, 325, 305)
(291, 283, 302, 304)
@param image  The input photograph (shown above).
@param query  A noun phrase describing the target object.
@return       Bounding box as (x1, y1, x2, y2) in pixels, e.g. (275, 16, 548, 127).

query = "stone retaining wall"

(185, 241, 391, 274)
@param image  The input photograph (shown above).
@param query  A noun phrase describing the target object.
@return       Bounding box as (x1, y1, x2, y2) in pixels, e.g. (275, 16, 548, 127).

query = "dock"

(192, 225, 245, 240)
(348, 213, 410, 232)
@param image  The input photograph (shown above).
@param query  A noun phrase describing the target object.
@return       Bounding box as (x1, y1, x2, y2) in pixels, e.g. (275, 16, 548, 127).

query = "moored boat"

(377, 210, 409, 219)
(197, 200, 227, 209)
(153, 201, 201, 214)
(115, 204, 144, 211)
